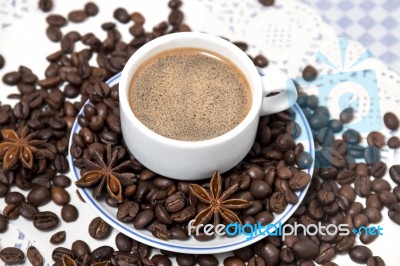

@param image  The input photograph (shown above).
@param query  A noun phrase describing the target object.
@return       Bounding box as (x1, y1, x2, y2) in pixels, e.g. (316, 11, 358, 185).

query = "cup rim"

(119, 32, 263, 148)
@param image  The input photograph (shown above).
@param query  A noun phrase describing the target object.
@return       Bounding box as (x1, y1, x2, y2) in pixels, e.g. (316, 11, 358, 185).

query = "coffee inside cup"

(128, 47, 251, 141)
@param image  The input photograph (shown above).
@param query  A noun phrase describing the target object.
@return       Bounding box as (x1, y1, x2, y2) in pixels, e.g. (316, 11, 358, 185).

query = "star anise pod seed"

(62, 255, 77, 266)
(189, 171, 251, 228)
(75, 145, 135, 203)
(0, 127, 45, 170)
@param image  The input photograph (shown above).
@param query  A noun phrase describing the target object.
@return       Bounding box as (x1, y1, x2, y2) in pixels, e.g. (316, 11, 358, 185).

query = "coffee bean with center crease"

(46, 26, 62, 42)
(27, 246, 43, 266)
(289, 171, 311, 190)
(39, 0, 52, 12)
(50, 230, 66, 245)
(384, 112, 399, 130)
(19, 202, 39, 219)
(349, 245, 373, 264)
(89, 217, 111, 239)
(371, 162, 387, 178)
(33, 211, 59, 230)
(378, 191, 397, 208)
(165, 192, 185, 213)
(388, 202, 400, 224)
(389, 165, 400, 185)
(0, 247, 25, 264)
(367, 256, 385, 266)
(354, 176, 371, 197)
(367, 131, 385, 148)
(52, 247, 74, 262)
(388, 136, 400, 149)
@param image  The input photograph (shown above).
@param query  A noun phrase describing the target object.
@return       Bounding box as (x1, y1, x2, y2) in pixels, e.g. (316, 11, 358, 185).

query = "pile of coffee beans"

(1, 0, 400, 265)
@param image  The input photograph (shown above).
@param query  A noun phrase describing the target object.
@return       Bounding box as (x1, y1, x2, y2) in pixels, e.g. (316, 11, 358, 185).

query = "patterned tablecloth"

(301, 0, 400, 73)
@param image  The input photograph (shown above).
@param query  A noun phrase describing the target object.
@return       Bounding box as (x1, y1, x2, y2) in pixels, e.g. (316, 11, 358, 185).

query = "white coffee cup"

(119, 32, 297, 180)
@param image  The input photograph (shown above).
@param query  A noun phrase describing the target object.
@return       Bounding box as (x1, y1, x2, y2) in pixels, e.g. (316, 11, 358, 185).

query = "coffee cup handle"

(259, 68, 298, 116)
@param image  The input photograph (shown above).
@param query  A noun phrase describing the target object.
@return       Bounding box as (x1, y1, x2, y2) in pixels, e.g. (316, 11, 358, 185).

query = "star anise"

(75, 145, 136, 203)
(0, 127, 45, 170)
(189, 171, 251, 227)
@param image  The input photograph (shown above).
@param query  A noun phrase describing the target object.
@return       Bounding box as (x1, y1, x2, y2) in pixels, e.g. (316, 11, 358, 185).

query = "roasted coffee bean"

(51, 247, 74, 262)
(297, 151, 313, 169)
(378, 191, 397, 208)
(360, 230, 378, 244)
(371, 162, 387, 178)
(0, 214, 7, 233)
(259, 243, 279, 264)
(152, 254, 172, 266)
(289, 171, 311, 190)
(165, 192, 185, 213)
(71, 240, 91, 259)
(367, 256, 385, 266)
(155, 204, 172, 224)
(33, 211, 59, 230)
(3, 71, 21, 85)
(364, 207, 382, 223)
(68, 10, 87, 23)
(115, 232, 133, 252)
(50, 230, 66, 245)
(339, 184, 356, 202)
(388, 136, 400, 149)
(371, 178, 391, 193)
(111, 251, 141, 265)
(134, 209, 155, 229)
(349, 245, 372, 264)
(366, 194, 383, 210)
(336, 235, 355, 253)
(5, 191, 25, 205)
(19, 202, 39, 219)
(353, 213, 369, 228)
(317, 190, 335, 205)
(0, 54, 4, 69)
(51, 186, 70, 205)
(384, 112, 399, 130)
(113, 8, 130, 23)
(340, 107, 354, 123)
(46, 26, 62, 42)
(276, 133, 295, 152)
(367, 131, 385, 148)
(347, 202, 363, 216)
(354, 176, 372, 197)
(117, 201, 139, 222)
(364, 145, 381, 164)
(0, 247, 25, 264)
(27, 186, 51, 206)
(292, 238, 319, 259)
(3, 204, 20, 219)
(52, 175, 71, 188)
(46, 14, 67, 27)
(27, 246, 43, 266)
(250, 180, 270, 198)
(254, 54, 268, 68)
(197, 254, 218, 266)
(223, 256, 245, 266)
(315, 244, 335, 264)
(61, 204, 78, 222)
(39, 0, 53, 12)
(388, 202, 400, 224)
(233, 246, 254, 262)
(329, 119, 343, 133)
(89, 217, 111, 239)
(84, 2, 99, 16)
(389, 165, 400, 185)
(91, 246, 114, 262)
(302, 65, 318, 81)
(176, 253, 196, 266)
